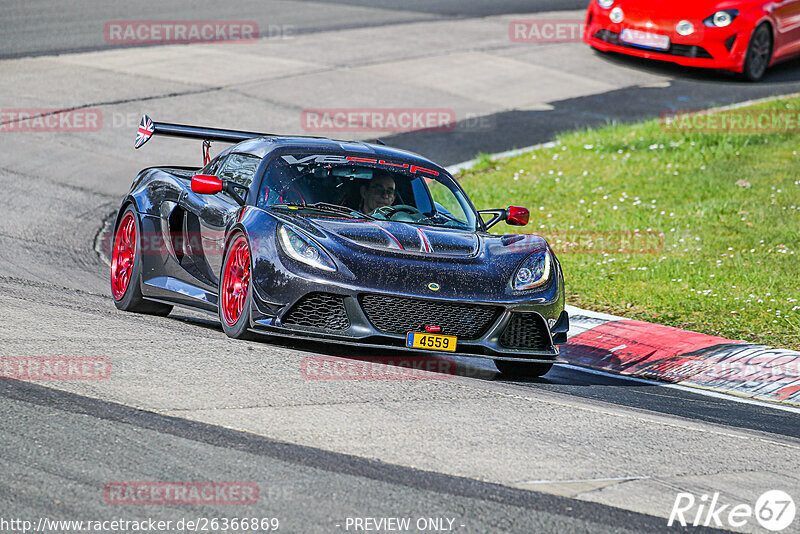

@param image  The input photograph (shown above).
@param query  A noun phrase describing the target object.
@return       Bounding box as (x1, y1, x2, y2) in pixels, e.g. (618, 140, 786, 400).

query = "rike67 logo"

(669, 490, 796, 531)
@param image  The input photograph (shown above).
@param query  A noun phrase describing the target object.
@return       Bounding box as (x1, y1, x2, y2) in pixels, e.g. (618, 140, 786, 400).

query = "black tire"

(218, 232, 256, 340)
(742, 23, 773, 82)
(495, 360, 554, 378)
(110, 206, 173, 316)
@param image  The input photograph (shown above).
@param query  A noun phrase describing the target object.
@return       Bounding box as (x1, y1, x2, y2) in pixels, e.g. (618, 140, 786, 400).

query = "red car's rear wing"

(134, 114, 270, 150)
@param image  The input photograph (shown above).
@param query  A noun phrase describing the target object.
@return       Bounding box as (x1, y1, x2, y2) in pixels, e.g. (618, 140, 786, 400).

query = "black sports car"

(110, 116, 568, 376)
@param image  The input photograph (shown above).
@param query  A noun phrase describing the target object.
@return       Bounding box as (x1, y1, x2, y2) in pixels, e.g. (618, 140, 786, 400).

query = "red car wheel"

(111, 212, 136, 300)
(221, 235, 251, 327)
(109, 206, 172, 316)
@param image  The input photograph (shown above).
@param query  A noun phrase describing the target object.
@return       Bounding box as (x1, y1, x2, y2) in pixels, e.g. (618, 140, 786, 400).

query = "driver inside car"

(359, 171, 396, 214)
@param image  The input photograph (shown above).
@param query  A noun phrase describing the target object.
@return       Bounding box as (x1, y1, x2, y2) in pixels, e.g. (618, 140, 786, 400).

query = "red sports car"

(584, 0, 800, 80)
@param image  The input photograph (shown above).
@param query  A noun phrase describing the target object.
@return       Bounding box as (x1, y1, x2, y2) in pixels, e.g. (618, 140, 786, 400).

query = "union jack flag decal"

(134, 115, 154, 149)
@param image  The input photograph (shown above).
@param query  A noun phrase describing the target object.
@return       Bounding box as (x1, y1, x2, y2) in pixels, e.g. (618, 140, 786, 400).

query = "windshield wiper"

(308, 202, 362, 215)
(416, 211, 452, 225)
(415, 211, 470, 228)
(272, 202, 369, 218)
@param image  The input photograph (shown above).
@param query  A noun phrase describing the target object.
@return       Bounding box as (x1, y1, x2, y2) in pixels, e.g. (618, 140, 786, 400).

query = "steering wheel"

(372, 204, 422, 220)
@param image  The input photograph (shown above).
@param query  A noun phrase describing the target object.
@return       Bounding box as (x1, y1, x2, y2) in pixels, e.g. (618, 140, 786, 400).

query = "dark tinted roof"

(231, 136, 440, 170)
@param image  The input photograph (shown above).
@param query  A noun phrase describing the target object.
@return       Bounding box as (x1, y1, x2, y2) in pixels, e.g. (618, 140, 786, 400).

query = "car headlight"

(609, 7, 624, 23)
(513, 250, 552, 291)
(278, 225, 337, 272)
(598, 0, 614, 8)
(704, 9, 738, 27)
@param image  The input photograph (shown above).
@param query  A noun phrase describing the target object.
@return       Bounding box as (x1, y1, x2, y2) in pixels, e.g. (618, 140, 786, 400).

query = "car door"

(180, 153, 262, 288)
(772, 0, 800, 58)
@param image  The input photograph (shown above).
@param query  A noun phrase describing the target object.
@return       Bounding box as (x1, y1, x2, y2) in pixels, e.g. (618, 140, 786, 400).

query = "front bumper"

(584, 5, 750, 72)
(248, 284, 569, 363)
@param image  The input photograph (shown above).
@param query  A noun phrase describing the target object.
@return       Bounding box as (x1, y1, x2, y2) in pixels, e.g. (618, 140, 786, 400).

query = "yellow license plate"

(406, 332, 457, 352)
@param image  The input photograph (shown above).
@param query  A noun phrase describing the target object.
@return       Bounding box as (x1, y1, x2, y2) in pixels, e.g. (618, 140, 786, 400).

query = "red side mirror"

(191, 174, 223, 195)
(506, 206, 529, 226)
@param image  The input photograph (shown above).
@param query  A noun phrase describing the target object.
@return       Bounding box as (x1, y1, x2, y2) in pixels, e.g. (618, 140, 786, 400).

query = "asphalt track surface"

(0, 0, 589, 59)
(1, 379, 715, 534)
(2, 2, 800, 534)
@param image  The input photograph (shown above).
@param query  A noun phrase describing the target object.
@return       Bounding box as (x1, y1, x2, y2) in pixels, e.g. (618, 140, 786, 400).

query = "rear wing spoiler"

(134, 114, 270, 150)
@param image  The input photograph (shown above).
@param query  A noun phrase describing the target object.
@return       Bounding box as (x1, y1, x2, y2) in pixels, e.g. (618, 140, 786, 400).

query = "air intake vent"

(499, 313, 551, 350)
(283, 293, 350, 331)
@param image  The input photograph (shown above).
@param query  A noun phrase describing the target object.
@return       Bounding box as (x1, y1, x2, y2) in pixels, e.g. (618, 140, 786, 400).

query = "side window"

(427, 179, 468, 223)
(200, 154, 227, 176)
(218, 153, 261, 189)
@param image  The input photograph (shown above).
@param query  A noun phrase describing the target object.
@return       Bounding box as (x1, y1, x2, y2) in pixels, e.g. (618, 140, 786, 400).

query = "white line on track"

(514, 476, 650, 485)
(562, 364, 800, 415)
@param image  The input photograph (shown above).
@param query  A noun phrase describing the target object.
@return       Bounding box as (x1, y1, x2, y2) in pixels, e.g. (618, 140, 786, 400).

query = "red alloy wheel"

(111, 213, 137, 301)
(221, 236, 251, 326)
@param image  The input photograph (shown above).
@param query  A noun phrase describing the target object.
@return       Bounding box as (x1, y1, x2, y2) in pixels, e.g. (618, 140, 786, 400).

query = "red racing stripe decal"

(368, 221, 403, 250)
(317, 217, 404, 250)
(416, 228, 432, 253)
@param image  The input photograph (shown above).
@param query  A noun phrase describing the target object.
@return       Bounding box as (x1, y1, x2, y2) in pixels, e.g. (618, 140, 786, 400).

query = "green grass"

(459, 97, 800, 349)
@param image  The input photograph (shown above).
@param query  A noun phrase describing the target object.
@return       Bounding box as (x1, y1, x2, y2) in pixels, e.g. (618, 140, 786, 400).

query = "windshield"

(256, 153, 478, 230)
